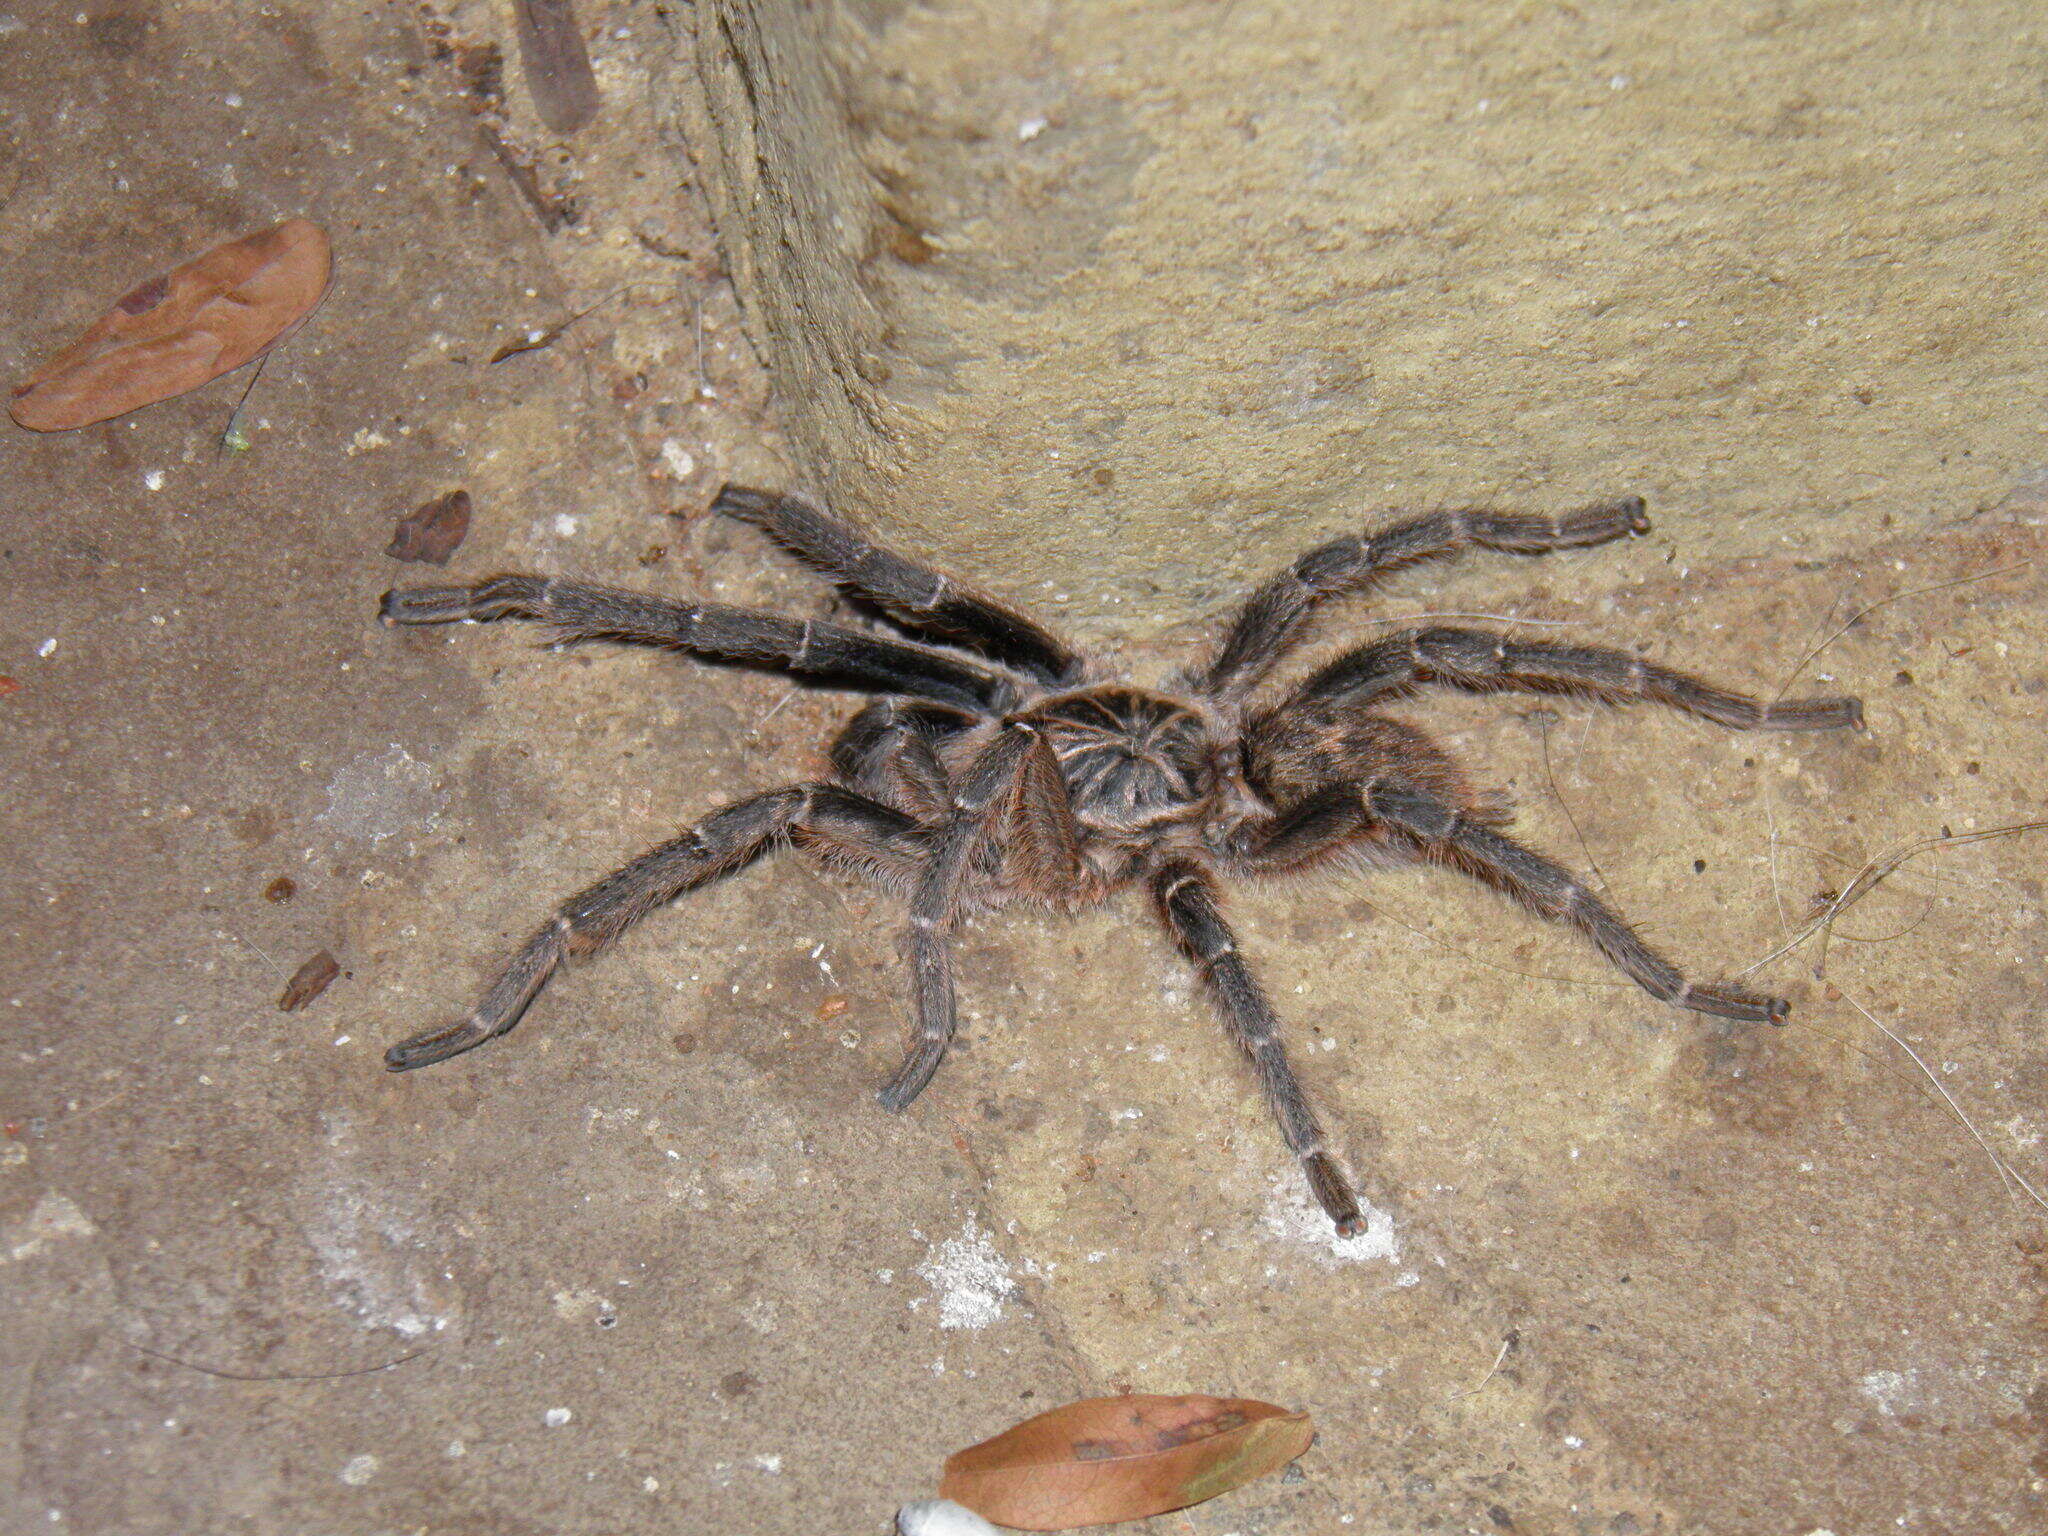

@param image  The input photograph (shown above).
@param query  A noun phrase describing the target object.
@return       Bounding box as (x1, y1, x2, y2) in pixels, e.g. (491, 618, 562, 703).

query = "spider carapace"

(379, 484, 1861, 1235)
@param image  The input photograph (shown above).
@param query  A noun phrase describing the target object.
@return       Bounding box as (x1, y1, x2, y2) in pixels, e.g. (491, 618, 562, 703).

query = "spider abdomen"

(1029, 686, 1216, 834)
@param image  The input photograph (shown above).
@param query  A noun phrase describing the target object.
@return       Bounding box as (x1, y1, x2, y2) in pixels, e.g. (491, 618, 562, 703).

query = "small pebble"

(897, 1499, 1000, 1536)
(543, 1407, 573, 1427)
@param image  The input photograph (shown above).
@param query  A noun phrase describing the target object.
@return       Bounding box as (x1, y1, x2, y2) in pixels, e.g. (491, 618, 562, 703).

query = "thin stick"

(1359, 899, 1633, 991)
(1362, 611, 1578, 628)
(218, 352, 272, 457)
(1735, 820, 2048, 979)
(1771, 560, 2034, 702)
(221, 928, 291, 986)
(1838, 991, 2048, 1217)
(1538, 713, 1608, 892)
(124, 1339, 429, 1383)
(1763, 798, 1793, 942)
(1445, 1333, 1514, 1401)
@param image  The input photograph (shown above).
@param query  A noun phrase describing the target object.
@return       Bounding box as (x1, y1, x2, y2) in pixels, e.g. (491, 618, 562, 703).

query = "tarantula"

(379, 484, 1861, 1234)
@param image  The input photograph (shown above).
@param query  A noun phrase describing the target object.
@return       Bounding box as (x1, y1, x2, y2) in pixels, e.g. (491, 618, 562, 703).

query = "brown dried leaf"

(386, 490, 473, 565)
(279, 950, 341, 1012)
(939, 1393, 1314, 1530)
(11, 219, 332, 432)
(513, 0, 600, 134)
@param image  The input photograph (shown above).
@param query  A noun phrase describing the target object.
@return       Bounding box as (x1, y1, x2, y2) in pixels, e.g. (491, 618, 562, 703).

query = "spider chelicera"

(379, 484, 1861, 1234)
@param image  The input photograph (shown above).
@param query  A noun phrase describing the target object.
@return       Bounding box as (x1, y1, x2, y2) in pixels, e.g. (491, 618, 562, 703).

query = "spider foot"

(1305, 1151, 1366, 1236)
(1760, 694, 1864, 731)
(385, 1015, 496, 1071)
(379, 586, 476, 626)
(1680, 982, 1791, 1025)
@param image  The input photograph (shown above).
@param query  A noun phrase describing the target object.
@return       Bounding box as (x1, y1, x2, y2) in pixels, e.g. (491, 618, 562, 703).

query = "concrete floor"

(3, 4, 2046, 1535)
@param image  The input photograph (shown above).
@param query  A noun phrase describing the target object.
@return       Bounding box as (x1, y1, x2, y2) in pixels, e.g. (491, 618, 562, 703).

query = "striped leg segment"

(381, 574, 1014, 712)
(1283, 625, 1863, 731)
(1154, 860, 1365, 1236)
(1364, 782, 1789, 1023)
(1201, 496, 1650, 693)
(385, 785, 926, 1070)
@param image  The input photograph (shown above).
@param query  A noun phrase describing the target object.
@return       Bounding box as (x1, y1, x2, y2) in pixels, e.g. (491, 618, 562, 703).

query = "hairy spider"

(379, 484, 1861, 1234)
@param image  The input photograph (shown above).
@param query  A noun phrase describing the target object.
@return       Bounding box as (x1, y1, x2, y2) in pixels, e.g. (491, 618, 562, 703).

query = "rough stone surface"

(675, 0, 2048, 646)
(2, 5, 2046, 1536)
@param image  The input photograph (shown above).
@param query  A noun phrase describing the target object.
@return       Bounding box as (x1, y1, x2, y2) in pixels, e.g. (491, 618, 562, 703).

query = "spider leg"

(715, 484, 1082, 684)
(1000, 730, 1085, 888)
(830, 699, 978, 820)
(877, 723, 1039, 1112)
(1283, 779, 1787, 1022)
(384, 784, 927, 1070)
(1153, 860, 1365, 1236)
(380, 575, 1016, 712)
(1277, 626, 1863, 731)
(1200, 497, 1649, 695)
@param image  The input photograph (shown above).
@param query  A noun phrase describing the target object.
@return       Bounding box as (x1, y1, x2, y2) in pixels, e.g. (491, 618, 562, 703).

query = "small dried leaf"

(939, 1393, 1314, 1530)
(514, 0, 600, 133)
(11, 219, 332, 431)
(279, 950, 341, 1012)
(386, 490, 473, 565)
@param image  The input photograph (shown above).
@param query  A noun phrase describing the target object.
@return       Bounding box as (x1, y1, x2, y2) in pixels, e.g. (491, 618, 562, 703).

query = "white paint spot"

(1017, 116, 1047, 141)
(915, 1215, 1015, 1330)
(315, 745, 446, 844)
(301, 1175, 451, 1336)
(3, 1192, 96, 1264)
(660, 440, 696, 479)
(37, 637, 56, 658)
(553, 513, 579, 537)
(642, 1476, 659, 1492)
(899, 1498, 1003, 1536)
(1262, 1180, 1402, 1268)
(143, 469, 165, 491)
(339, 1454, 379, 1486)
(544, 1406, 573, 1427)
(752, 1454, 782, 1473)
(1860, 1368, 1913, 1416)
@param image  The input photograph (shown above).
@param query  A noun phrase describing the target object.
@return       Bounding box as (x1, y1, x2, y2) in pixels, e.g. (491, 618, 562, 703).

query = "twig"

(1837, 991, 2048, 1217)
(218, 353, 272, 457)
(1445, 1333, 1514, 1401)
(1360, 899, 1632, 991)
(1735, 820, 2048, 979)
(1763, 798, 1793, 942)
(1771, 560, 2034, 702)
(1537, 712, 1607, 892)
(1361, 611, 1577, 628)
(221, 928, 291, 986)
(124, 1339, 429, 1383)
(693, 295, 709, 397)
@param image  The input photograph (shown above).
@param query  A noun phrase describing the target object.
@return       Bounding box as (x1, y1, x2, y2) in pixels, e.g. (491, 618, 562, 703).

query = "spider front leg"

(1153, 860, 1365, 1235)
(385, 784, 927, 1070)
(1235, 781, 1788, 1022)
(877, 723, 1041, 1111)
(1280, 625, 1863, 731)
(1409, 783, 1784, 1019)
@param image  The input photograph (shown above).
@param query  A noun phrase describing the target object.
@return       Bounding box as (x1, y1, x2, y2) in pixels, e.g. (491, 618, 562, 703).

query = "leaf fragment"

(939, 1393, 1314, 1530)
(386, 490, 473, 565)
(279, 950, 341, 1012)
(513, 0, 600, 134)
(10, 218, 332, 432)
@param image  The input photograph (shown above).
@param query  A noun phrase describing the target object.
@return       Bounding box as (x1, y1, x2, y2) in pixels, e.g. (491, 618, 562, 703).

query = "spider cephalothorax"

(379, 484, 1860, 1234)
